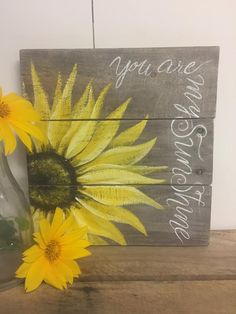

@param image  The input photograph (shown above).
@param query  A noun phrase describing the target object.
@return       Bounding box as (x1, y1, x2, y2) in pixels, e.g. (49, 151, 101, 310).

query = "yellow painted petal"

(65, 83, 111, 158)
(65, 88, 97, 158)
(88, 234, 109, 245)
(79, 168, 165, 185)
(48, 65, 77, 148)
(80, 163, 168, 176)
(80, 185, 164, 210)
(31, 63, 51, 120)
(51, 73, 62, 114)
(58, 82, 93, 154)
(79, 199, 146, 235)
(110, 116, 148, 147)
(31, 63, 50, 144)
(15, 262, 31, 278)
(72, 98, 130, 166)
(25, 257, 48, 292)
(72, 80, 93, 118)
(72, 207, 126, 245)
(85, 137, 157, 167)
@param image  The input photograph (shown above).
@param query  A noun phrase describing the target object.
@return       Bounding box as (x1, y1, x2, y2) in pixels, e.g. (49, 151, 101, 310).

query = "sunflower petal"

(60, 227, 88, 245)
(66, 84, 111, 158)
(78, 199, 146, 235)
(84, 137, 157, 167)
(23, 245, 43, 263)
(110, 116, 148, 147)
(31, 63, 50, 120)
(72, 98, 130, 166)
(88, 234, 109, 245)
(25, 256, 48, 292)
(80, 185, 164, 209)
(72, 80, 93, 118)
(58, 83, 94, 154)
(15, 262, 31, 278)
(54, 260, 74, 284)
(51, 73, 62, 114)
(44, 269, 65, 290)
(39, 219, 51, 242)
(62, 260, 81, 277)
(80, 163, 168, 175)
(48, 65, 77, 148)
(72, 207, 126, 245)
(14, 126, 32, 152)
(65, 88, 97, 158)
(8, 118, 45, 142)
(0, 119, 16, 155)
(79, 168, 164, 185)
(50, 207, 65, 236)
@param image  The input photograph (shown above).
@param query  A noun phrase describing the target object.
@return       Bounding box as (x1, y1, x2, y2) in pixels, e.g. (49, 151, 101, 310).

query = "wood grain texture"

(78, 230, 236, 281)
(1, 281, 236, 314)
(20, 47, 219, 119)
(28, 185, 211, 246)
(34, 118, 213, 185)
(20, 47, 218, 246)
(1, 231, 236, 314)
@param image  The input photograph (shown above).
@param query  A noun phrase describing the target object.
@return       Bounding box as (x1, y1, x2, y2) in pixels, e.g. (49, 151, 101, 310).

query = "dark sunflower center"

(27, 151, 77, 212)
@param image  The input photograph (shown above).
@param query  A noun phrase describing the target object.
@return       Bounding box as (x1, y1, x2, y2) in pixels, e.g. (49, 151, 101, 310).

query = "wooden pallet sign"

(20, 47, 219, 246)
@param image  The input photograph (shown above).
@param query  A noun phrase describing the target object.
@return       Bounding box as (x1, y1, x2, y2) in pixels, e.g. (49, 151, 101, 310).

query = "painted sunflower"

(26, 64, 166, 245)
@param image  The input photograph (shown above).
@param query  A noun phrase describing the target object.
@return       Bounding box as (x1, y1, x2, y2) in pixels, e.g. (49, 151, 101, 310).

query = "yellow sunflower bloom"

(0, 87, 45, 155)
(27, 64, 167, 245)
(16, 207, 91, 292)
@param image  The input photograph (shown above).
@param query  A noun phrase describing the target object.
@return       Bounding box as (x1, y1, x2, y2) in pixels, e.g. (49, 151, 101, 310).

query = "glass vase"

(0, 143, 32, 291)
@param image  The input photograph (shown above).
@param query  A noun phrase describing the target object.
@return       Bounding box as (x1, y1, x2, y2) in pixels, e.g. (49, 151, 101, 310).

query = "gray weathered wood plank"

(20, 47, 218, 246)
(28, 184, 211, 246)
(20, 47, 219, 119)
(31, 118, 213, 185)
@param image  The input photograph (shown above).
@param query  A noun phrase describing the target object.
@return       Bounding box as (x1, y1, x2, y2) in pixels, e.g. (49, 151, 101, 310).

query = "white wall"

(1, 0, 235, 229)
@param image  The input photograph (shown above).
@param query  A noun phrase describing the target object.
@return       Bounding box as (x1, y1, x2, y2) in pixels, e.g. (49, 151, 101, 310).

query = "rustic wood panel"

(20, 47, 219, 119)
(20, 47, 218, 246)
(28, 184, 211, 246)
(33, 119, 213, 185)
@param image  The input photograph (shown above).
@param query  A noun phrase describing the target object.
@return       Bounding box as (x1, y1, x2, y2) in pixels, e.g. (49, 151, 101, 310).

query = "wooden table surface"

(1, 230, 236, 314)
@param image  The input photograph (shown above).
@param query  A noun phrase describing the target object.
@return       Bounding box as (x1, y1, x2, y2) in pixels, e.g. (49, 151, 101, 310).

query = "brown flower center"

(45, 240, 61, 262)
(0, 101, 10, 118)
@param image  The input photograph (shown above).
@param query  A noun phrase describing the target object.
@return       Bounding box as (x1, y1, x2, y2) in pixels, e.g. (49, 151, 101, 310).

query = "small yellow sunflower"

(27, 64, 167, 245)
(16, 207, 90, 292)
(0, 87, 44, 155)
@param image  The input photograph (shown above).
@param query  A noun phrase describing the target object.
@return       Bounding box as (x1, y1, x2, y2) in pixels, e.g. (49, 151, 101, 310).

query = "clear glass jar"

(0, 144, 32, 291)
